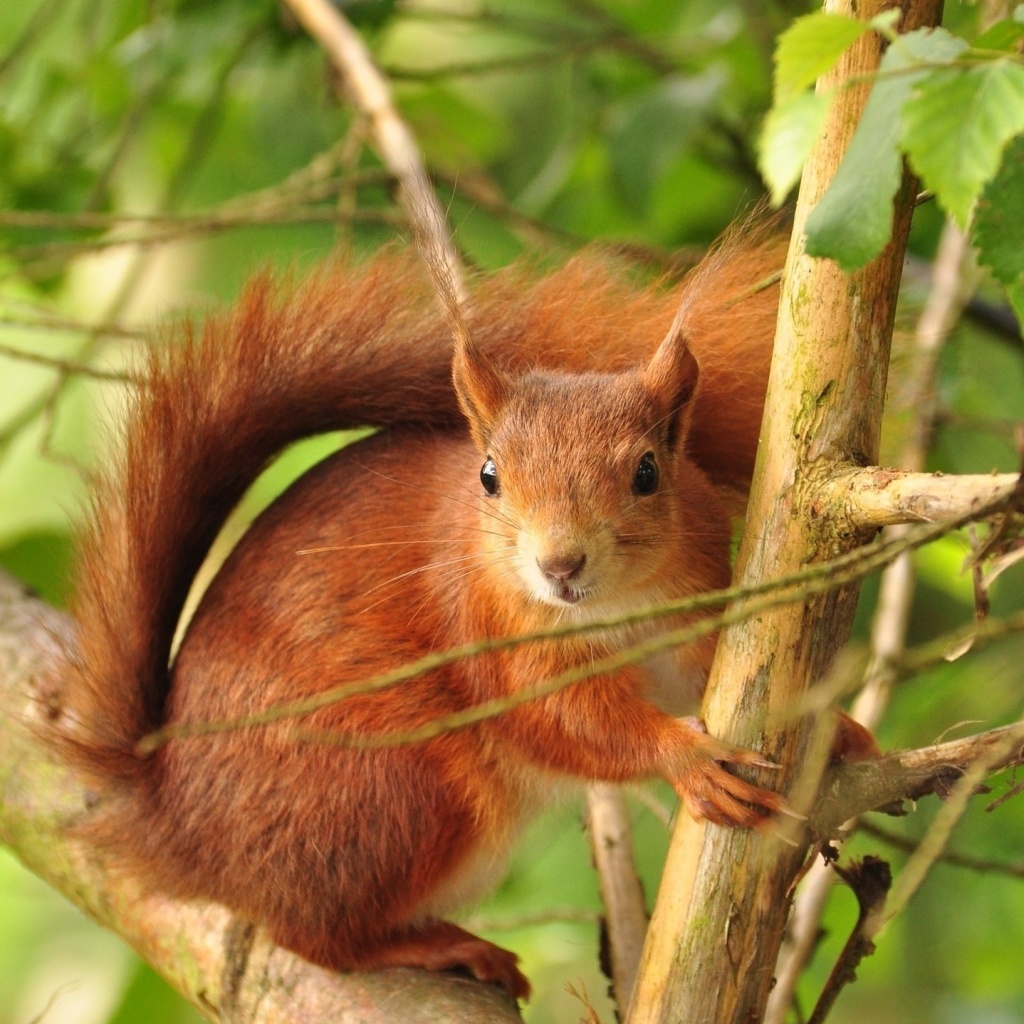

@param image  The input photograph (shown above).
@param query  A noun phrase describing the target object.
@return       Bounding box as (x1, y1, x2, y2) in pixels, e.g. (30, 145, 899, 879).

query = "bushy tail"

(68, 249, 455, 781)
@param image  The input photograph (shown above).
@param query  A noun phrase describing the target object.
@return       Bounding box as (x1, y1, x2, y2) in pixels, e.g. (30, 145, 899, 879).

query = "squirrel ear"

(641, 326, 699, 451)
(452, 333, 508, 449)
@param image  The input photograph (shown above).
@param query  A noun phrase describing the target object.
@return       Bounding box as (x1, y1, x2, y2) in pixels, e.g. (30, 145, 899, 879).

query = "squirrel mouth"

(553, 583, 584, 605)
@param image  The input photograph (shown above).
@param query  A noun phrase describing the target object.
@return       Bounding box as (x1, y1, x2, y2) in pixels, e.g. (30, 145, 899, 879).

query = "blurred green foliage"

(0, 1, 1022, 1023)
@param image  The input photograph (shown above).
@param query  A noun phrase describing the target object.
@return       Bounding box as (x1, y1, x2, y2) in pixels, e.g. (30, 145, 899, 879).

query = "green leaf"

(973, 18, 1024, 51)
(973, 133, 1024, 283)
(805, 27, 966, 270)
(1007, 281, 1024, 329)
(973, 133, 1024, 332)
(607, 70, 726, 213)
(773, 12, 871, 102)
(903, 59, 1024, 228)
(758, 91, 831, 204)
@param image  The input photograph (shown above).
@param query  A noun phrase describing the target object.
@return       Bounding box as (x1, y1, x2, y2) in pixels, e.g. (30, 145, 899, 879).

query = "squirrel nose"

(537, 552, 586, 582)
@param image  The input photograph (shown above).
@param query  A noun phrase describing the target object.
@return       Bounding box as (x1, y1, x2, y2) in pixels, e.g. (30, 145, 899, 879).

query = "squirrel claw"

(670, 726, 794, 830)
(741, 753, 781, 771)
(775, 804, 808, 822)
(673, 763, 790, 831)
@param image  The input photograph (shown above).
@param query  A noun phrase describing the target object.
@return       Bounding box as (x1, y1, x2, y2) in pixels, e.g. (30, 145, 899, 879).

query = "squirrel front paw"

(670, 718, 787, 829)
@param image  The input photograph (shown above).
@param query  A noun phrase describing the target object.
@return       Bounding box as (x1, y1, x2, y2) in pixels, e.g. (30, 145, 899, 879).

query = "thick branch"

(822, 468, 1021, 529)
(813, 722, 1024, 838)
(5, 567, 1023, 1021)
(767, 219, 996, 1024)
(0, 572, 521, 1024)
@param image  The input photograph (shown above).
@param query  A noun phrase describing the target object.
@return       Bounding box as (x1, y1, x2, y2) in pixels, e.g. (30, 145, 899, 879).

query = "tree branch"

(859, 819, 1024, 877)
(281, 0, 465, 302)
(3, 581, 1022, 1020)
(813, 722, 1024, 838)
(586, 785, 648, 1010)
(821, 468, 1020, 529)
(767, 218, 981, 1024)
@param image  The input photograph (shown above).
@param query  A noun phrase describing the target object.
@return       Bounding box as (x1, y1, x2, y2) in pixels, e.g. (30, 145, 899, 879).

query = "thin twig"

(31, 22, 264, 473)
(138, 488, 1021, 753)
(859, 820, 1024, 879)
(0, 343, 135, 383)
(281, 0, 465, 303)
(871, 719, 1024, 934)
(6, 207, 404, 263)
(0, 186, 393, 229)
(806, 858, 892, 1024)
(0, 311, 147, 342)
(432, 170, 583, 252)
(789, 609, 1024, 722)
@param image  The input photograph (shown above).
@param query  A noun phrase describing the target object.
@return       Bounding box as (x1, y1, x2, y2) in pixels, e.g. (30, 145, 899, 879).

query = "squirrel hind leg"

(273, 919, 530, 1001)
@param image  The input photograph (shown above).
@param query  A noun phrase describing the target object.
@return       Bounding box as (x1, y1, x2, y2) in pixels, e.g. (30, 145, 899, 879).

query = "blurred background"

(0, 1, 1022, 1022)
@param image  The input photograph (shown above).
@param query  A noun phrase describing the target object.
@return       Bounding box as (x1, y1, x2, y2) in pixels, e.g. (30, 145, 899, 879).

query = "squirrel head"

(452, 323, 705, 614)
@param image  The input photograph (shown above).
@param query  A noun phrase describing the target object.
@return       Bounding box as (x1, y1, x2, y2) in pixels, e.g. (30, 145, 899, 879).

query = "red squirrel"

(62, 228, 855, 1000)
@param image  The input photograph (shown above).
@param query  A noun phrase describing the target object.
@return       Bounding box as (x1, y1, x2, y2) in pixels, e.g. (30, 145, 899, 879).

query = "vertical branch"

(764, 218, 977, 1024)
(587, 786, 649, 1011)
(626, 2, 944, 1022)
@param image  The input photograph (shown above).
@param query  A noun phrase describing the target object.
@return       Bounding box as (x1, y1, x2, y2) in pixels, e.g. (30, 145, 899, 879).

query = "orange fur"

(63, 228, 798, 999)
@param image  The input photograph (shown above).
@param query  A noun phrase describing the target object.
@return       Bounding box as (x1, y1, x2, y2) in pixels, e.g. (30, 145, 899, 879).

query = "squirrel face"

(472, 370, 688, 611)
(452, 305, 706, 616)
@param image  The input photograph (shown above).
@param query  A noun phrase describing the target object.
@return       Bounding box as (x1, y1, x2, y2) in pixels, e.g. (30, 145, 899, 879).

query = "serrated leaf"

(973, 133, 1024, 284)
(758, 91, 831, 204)
(805, 27, 967, 270)
(903, 59, 1024, 229)
(773, 13, 872, 102)
(974, 133, 1024, 334)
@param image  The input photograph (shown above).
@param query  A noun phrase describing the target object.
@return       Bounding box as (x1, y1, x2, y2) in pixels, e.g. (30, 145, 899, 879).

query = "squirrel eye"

(480, 457, 499, 495)
(632, 451, 659, 495)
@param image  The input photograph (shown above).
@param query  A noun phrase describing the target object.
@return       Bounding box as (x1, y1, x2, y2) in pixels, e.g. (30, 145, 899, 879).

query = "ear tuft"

(642, 326, 700, 449)
(452, 333, 508, 450)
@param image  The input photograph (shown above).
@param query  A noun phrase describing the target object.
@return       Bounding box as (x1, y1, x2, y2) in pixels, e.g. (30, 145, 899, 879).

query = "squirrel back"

(62, 226, 786, 998)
